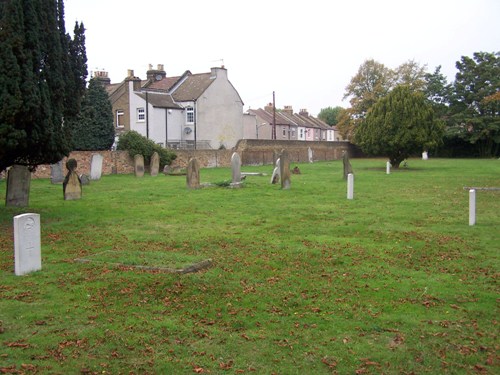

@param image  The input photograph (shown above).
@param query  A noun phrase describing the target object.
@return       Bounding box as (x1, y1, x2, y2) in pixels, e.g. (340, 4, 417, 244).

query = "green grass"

(0, 158, 499, 374)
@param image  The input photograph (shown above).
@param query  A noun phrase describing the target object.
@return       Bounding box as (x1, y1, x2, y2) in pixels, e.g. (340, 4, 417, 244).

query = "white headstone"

(308, 147, 313, 163)
(14, 213, 41, 276)
(231, 152, 241, 183)
(347, 173, 354, 200)
(422, 151, 429, 160)
(469, 189, 476, 226)
(386, 161, 391, 175)
(90, 154, 104, 180)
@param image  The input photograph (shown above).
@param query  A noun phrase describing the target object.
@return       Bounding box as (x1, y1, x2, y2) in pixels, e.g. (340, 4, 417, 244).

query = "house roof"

(135, 92, 182, 109)
(144, 76, 182, 92)
(248, 108, 293, 126)
(250, 107, 334, 131)
(170, 72, 214, 102)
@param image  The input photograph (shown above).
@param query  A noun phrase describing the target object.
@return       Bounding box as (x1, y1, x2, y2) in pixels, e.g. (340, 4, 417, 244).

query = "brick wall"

(30, 141, 361, 178)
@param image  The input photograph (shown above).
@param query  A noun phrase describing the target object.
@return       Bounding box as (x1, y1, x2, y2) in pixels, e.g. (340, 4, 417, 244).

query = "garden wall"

(30, 141, 361, 179)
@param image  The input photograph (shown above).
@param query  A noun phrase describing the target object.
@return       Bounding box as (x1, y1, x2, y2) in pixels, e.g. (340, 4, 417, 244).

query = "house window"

(282, 128, 286, 137)
(116, 110, 124, 128)
(300, 129, 304, 138)
(137, 108, 145, 122)
(186, 106, 194, 124)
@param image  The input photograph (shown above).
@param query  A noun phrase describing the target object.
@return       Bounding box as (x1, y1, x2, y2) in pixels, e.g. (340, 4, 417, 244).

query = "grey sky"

(64, 0, 499, 116)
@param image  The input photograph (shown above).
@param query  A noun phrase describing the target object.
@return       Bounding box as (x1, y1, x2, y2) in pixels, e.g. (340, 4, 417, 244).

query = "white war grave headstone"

(14, 213, 41, 276)
(90, 154, 104, 180)
(422, 151, 429, 160)
(347, 173, 354, 200)
(386, 161, 391, 175)
(231, 152, 241, 184)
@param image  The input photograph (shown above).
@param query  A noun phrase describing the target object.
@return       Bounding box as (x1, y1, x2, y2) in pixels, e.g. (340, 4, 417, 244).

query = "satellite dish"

(184, 127, 192, 135)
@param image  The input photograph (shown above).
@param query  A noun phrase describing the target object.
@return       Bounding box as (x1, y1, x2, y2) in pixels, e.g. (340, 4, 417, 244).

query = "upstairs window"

(116, 110, 124, 128)
(137, 108, 145, 122)
(186, 106, 194, 123)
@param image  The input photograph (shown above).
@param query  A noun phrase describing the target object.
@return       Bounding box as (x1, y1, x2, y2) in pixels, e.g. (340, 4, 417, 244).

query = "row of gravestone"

(133, 153, 160, 177)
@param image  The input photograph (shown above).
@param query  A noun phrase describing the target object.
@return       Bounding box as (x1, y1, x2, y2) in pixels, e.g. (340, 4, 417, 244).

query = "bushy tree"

(318, 106, 343, 126)
(449, 52, 500, 157)
(70, 78, 114, 150)
(355, 85, 444, 168)
(117, 131, 176, 169)
(0, 0, 86, 172)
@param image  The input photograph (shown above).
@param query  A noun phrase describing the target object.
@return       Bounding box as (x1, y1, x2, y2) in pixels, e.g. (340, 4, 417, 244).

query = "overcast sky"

(64, 0, 499, 116)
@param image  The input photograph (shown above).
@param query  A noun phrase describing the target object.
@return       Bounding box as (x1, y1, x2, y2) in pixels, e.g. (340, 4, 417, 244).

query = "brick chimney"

(283, 105, 293, 115)
(299, 109, 309, 117)
(93, 70, 110, 85)
(264, 102, 274, 112)
(146, 63, 166, 81)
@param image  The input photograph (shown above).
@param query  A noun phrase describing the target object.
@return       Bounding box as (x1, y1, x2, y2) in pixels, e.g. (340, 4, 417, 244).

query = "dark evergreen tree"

(0, 0, 85, 173)
(71, 78, 115, 150)
(355, 85, 444, 168)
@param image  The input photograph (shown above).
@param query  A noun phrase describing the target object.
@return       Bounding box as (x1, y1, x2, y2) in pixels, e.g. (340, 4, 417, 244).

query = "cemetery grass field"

(0, 158, 499, 374)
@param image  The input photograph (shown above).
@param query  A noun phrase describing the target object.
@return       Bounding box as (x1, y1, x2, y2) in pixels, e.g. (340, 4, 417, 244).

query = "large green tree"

(449, 51, 500, 157)
(0, 0, 85, 173)
(70, 78, 114, 150)
(355, 85, 444, 168)
(318, 106, 343, 126)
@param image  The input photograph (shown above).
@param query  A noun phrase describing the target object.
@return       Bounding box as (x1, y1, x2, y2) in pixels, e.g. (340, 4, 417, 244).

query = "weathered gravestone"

(14, 213, 41, 276)
(50, 161, 64, 184)
(231, 152, 241, 184)
(186, 158, 200, 189)
(279, 150, 291, 189)
(134, 154, 145, 177)
(63, 159, 82, 200)
(271, 158, 281, 184)
(90, 154, 104, 180)
(150, 152, 160, 177)
(6, 165, 31, 207)
(342, 151, 354, 180)
(80, 174, 90, 185)
(308, 147, 313, 163)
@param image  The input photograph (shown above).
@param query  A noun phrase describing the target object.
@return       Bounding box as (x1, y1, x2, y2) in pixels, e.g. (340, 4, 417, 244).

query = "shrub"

(117, 131, 176, 168)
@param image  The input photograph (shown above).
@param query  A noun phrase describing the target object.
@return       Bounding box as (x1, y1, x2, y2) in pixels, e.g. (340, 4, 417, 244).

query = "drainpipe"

(145, 91, 149, 139)
(165, 108, 169, 147)
(193, 99, 197, 150)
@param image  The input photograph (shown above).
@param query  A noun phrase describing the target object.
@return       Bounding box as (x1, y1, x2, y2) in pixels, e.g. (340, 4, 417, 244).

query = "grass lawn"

(0, 158, 499, 374)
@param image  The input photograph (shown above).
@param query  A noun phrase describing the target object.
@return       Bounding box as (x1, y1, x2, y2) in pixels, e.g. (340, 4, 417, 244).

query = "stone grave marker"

(134, 154, 145, 177)
(80, 174, 90, 185)
(271, 158, 281, 184)
(308, 147, 313, 163)
(342, 151, 354, 180)
(90, 154, 104, 180)
(279, 150, 291, 189)
(14, 213, 41, 276)
(186, 158, 200, 189)
(50, 161, 64, 184)
(422, 151, 429, 160)
(347, 173, 354, 200)
(6, 165, 31, 207)
(231, 152, 241, 184)
(150, 152, 160, 176)
(63, 159, 82, 200)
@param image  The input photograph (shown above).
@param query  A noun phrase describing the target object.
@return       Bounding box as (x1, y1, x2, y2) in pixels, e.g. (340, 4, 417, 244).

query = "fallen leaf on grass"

(321, 357, 337, 368)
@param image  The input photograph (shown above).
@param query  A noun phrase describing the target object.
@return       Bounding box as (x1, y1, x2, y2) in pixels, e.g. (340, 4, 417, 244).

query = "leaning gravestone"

(134, 154, 145, 177)
(50, 161, 64, 184)
(80, 174, 90, 185)
(150, 152, 160, 177)
(342, 151, 354, 180)
(63, 159, 82, 200)
(231, 152, 241, 184)
(14, 213, 41, 276)
(279, 150, 291, 189)
(271, 158, 281, 184)
(186, 158, 200, 189)
(6, 165, 31, 207)
(308, 147, 314, 163)
(90, 154, 104, 180)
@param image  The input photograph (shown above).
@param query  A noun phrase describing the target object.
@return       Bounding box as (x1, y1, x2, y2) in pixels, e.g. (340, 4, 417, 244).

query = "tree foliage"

(0, 0, 87, 172)
(318, 106, 343, 126)
(117, 131, 177, 169)
(355, 85, 444, 168)
(448, 52, 500, 157)
(70, 78, 114, 150)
